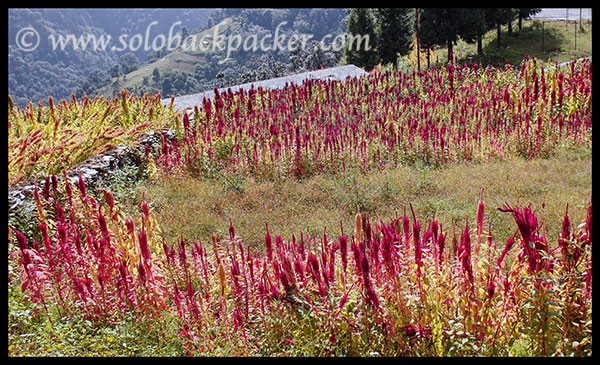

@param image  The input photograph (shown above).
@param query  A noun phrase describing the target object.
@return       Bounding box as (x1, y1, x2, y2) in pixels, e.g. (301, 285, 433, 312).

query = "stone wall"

(8, 129, 175, 216)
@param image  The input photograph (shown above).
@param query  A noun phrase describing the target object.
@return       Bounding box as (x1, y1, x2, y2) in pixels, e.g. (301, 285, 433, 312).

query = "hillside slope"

(8, 8, 211, 106)
(99, 9, 348, 99)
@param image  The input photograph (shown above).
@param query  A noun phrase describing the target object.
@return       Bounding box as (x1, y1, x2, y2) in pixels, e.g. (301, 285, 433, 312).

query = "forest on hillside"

(8, 9, 211, 106)
(96, 9, 349, 99)
(8, 8, 348, 106)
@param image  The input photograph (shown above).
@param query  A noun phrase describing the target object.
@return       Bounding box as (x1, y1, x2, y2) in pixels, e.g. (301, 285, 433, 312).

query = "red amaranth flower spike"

(339, 233, 348, 272)
(410, 204, 422, 273)
(138, 226, 151, 264)
(229, 219, 235, 240)
(459, 218, 474, 285)
(497, 230, 517, 270)
(77, 175, 87, 196)
(498, 202, 550, 274)
(476, 188, 485, 236)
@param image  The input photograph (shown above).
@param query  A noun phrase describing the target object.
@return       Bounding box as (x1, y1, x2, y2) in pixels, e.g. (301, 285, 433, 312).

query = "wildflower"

(138, 226, 151, 264)
(476, 188, 485, 236)
(339, 234, 348, 272)
(293, 258, 305, 282)
(497, 231, 517, 270)
(217, 262, 227, 295)
(583, 196, 591, 246)
(298, 232, 306, 260)
(281, 253, 296, 288)
(275, 235, 284, 254)
(380, 223, 395, 271)
(178, 237, 187, 267)
(338, 283, 355, 310)
(15, 230, 28, 252)
(364, 280, 380, 308)
(140, 197, 150, 219)
(77, 175, 87, 196)
(559, 204, 571, 257)
(56, 203, 65, 224)
(14, 230, 32, 269)
(458, 218, 474, 285)
(498, 203, 552, 274)
(42, 175, 51, 200)
(98, 211, 109, 238)
(402, 208, 411, 249)
(359, 242, 379, 309)
(163, 242, 171, 265)
(351, 239, 362, 275)
(125, 218, 135, 235)
(364, 219, 372, 244)
(99, 189, 115, 212)
(437, 226, 446, 265)
(229, 218, 235, 240)
(173, 285, 183, 315)
(410, 204, 422, 272)
(307, 251, 320, 278)
(137, 261, 147, 283)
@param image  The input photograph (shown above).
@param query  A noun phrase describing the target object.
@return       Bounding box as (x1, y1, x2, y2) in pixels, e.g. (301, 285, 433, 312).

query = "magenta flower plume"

(498, 203, 551, 274)
(476, 188, 485, 236)
(138, 226, 151, 264)
(265, 222, 273, 261)
(497, 231, 517, 270)
(410, 204, 422, 272)
(458, 218, 474, 285)
(559, 204, 571, 253)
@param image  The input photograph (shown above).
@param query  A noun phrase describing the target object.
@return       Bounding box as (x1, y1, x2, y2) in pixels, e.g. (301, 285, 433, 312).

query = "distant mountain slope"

(8, 8, 211, 106)
(9, 8, 349, 106)
(97, 9, 349, 99)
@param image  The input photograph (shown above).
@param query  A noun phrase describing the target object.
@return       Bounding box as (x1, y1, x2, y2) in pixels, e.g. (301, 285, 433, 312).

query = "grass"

(403, 18, 593, 69)
(478, 19, 593, 66)
(141, 148, 591, 253)
(8, 282, 184, 356)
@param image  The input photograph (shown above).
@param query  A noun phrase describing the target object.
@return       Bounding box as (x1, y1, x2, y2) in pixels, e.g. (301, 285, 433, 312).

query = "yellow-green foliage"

(8, 91, 180, 185)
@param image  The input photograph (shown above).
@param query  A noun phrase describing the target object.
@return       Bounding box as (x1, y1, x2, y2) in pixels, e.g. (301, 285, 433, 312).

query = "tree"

(374, 8, 413, 66)
(181, 25, 189, 41)
(517, 8, 541, 31)
(109, 64, 121, 79)
(484, 8, 515, 46)
(419, 8, 478, 60)
(119, 52, 139, 74)
(152, 67, 161, 83)
(75, 68, 110, 98)
(470, 9, 491, 56)
(345, 8, 377, 71)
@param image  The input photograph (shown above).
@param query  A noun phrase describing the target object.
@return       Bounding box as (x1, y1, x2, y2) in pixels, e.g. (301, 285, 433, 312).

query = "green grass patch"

(141, 150, 591, 252)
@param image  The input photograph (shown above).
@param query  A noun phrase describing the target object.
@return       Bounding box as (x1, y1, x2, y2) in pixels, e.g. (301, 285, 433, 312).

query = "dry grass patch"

(140, 152, 591, 251)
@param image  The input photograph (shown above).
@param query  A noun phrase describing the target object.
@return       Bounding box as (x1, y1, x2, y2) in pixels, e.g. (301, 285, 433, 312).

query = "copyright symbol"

(15, 27, 40, 52)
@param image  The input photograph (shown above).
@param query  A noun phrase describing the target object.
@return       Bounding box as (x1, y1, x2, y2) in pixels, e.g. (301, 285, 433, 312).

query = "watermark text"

(14, 20, 371, 64)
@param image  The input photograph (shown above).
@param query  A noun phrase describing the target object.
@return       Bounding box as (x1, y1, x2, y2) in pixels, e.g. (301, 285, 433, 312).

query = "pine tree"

(345, 8, 378, 71)
(517, 8, 541, 31)
(484, 8, 515, 46)
(374, 8, 413, 66)
(418, 8, 482, 61)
